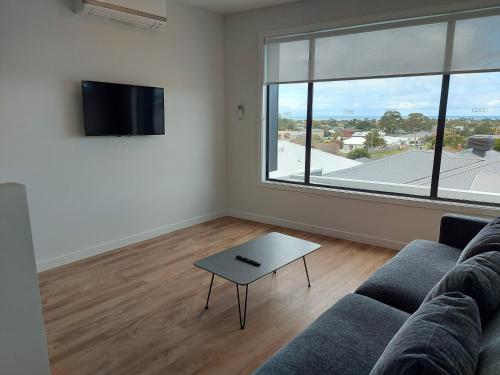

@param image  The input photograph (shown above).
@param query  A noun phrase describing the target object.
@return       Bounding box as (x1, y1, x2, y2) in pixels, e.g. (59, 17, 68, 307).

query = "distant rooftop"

(343, 135, 411, 146)
(325, 148, 500, 192)
(270, 140, 361, 179)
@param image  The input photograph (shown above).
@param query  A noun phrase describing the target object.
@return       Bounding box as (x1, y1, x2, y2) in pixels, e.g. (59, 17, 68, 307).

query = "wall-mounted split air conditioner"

(73, 0, 167, 30)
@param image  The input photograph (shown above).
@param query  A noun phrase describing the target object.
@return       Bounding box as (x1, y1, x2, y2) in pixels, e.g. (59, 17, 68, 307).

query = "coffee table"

(194, 232, 321, 329)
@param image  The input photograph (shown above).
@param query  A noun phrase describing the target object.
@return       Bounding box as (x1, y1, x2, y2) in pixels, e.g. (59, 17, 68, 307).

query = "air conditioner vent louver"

(73, 0, 166, 31)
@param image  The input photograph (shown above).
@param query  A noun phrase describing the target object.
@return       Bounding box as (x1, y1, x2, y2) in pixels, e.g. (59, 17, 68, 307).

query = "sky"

(278, 72, 500, 119)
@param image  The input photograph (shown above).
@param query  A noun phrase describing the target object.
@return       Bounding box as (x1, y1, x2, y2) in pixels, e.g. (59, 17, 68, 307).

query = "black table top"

(194, 232, 321, 285)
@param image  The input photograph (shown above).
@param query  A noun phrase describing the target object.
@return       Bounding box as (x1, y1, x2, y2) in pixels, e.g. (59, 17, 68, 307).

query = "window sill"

(258, 180, 500, 217)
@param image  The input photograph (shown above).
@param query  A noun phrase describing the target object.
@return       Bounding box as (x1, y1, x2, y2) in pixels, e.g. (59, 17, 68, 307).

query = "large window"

(437, 72, 500, 203)
(265, 10, 500, 206)
(268, 83, 308, 182)
(309, 76, 441, 196)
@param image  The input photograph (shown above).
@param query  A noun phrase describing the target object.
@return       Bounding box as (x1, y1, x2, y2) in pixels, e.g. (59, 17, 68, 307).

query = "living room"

(2, 0, 500, 374)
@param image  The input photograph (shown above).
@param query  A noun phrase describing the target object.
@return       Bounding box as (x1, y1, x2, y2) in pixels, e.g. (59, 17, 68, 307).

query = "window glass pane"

(266, 40, 309, 83)
(268, 83, 308, 182)
(308, 75, 442, 196)
(314, 23, 447, 80)
(437, 72, 500, 204)
(452, 15, 500, 72)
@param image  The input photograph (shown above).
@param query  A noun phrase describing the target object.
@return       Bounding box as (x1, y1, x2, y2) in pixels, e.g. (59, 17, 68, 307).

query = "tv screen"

(82, 81, 164, 136)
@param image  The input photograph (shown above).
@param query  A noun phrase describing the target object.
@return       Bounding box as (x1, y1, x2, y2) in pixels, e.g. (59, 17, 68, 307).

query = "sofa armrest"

(439, 214, 490, 250)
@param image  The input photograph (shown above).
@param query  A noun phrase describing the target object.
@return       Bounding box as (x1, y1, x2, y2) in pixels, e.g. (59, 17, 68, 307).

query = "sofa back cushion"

(477, 311, 500, 375)
(424, 251, 500, 325)
(459, 217, 500, 262)
(370, 292, 481, 375)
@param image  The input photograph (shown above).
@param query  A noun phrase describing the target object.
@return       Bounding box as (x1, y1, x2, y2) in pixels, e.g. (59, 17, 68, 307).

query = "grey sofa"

(254, 214, 500, 375)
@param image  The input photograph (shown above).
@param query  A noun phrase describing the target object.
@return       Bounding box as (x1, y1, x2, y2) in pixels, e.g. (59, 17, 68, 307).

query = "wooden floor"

(39, 217, 396, 375)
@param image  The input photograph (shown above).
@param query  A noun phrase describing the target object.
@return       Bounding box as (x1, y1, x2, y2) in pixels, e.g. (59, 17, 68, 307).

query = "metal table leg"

(205, 273, 215, 309)
(236, 284, 249, 329)
(303, 256, 311, 287)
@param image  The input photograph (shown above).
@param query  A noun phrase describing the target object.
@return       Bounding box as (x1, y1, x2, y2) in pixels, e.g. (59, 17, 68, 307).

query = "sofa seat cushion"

(253, 294, 409, 375)
(459, 217, 500, 262)
(355, 240, 461, 314)
(478, 311, 500, 375)
(370, 292, 481, 375)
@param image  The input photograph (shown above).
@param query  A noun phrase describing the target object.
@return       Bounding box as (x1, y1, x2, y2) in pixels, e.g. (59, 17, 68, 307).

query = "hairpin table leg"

(204, 273, 215, 309)
(236, 284, 249, 329)
(303, 256, 311, 287)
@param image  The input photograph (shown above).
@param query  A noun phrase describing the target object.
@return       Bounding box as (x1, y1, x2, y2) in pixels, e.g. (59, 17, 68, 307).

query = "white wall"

(224, 0, 500, 249)
(0, 0, 227, 270)
(0, 184, 50, 375)
(3, 0, 500, 273)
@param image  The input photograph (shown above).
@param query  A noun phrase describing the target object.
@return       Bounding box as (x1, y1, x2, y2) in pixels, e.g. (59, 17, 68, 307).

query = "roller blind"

(264, 11, 500, 84)
(314, 23, 448, 80)
(266, 40, 310, 83)
(451, 14, 500, 72)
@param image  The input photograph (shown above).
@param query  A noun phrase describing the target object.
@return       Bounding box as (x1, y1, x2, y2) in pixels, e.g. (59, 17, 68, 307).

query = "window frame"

(259, 6, 500, 209)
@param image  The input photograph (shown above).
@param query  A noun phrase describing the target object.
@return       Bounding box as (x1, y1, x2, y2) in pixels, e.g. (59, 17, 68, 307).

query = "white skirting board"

(226, 209, 408, 251)
(37, 208, 407, 272)
(36, 210, 227, 272)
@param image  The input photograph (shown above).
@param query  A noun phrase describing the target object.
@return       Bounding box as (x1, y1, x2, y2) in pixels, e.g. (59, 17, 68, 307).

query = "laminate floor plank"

(39, 217, 396, 375)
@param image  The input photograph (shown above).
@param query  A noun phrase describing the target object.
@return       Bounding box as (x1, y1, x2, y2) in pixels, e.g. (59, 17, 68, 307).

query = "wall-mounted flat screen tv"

(82, 81, 164, 136)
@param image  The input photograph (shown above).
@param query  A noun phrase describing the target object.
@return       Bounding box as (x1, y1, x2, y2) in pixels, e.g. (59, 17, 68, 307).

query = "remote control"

(236, 255, 261, 267)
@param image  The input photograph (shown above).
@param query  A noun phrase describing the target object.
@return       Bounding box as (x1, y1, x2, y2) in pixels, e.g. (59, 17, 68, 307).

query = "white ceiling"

(176, 0, 301, 14)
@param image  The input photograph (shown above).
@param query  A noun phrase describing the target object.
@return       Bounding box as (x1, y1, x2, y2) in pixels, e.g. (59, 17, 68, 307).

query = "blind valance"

(265, 11, 500, 84)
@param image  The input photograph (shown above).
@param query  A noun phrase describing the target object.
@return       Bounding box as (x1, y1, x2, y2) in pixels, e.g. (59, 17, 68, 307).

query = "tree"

(444, 133, 466, 149)
(365, 130, 386, 148)
(458, 124, 473, 137)
(379, 111, 404, 134)
(494, 139, 500, 152)
(426, 131, 466, 150)
(344, 119, 358, 129)
(312, 120, 323, 129)
(326, 118, 338, 129)
(473, 124, 494, 135)
(344, 118, 376, 131)
(278, 115, 299, 131)
(347, 148, 370, 160)
(332, 131, 343, 141)
(405, 113, 433, 131)
(356, 119, 377, 131)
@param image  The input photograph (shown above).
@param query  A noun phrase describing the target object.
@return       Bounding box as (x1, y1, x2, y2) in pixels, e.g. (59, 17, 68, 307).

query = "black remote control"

(236, 255, 261, 267)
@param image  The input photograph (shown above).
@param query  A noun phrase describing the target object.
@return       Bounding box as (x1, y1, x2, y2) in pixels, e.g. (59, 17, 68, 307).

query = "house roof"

(352, 132, 366, 137)
(383, 136, 408, 145)
(455, 149, 500, 160)
(409, 154, 500, 191)
(471, 172, 500, 194)
(343, 135, 408, 146)
(344, 137, 365, 145)
(275, 135, 500, 194)
(325, 149, 500, 189)
(270, 141, 361, 178)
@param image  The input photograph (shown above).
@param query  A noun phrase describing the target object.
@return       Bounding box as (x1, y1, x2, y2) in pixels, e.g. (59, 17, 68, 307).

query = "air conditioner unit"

(73, 0, 166, 30)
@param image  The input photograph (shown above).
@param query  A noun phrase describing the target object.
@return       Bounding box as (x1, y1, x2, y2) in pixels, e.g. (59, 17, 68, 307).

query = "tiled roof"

(326, 150, 481, 184)
(326, 149, 500, 191)
(412, 155, 500, 190)
(270, 141, 361, 179)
